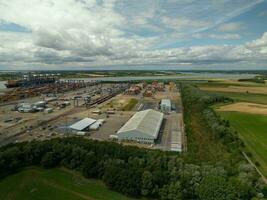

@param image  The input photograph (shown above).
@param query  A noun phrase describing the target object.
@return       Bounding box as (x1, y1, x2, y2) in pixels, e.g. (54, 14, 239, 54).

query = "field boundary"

(242, 152, 267, 184)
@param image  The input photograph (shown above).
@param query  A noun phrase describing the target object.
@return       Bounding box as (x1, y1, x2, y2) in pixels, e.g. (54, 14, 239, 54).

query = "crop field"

(205, 91, 267, 105)
(219, 111, 267, 176)
(200, 85, 267, 94)
(197, 80, 267, 104)
(218, 102, 267, 116)
(0, 167, 137, 200)
(198, 80, 267, 87)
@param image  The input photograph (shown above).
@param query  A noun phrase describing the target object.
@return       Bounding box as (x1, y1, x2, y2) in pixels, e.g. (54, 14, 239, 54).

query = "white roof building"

(117, 109, 163, 143)
(70, 118, 96, 131)
(161, 99, 171, 113)
(89, 119, 105, 130)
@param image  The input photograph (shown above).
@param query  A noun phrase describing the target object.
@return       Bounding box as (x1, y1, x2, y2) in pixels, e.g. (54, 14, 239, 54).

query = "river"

(0, 72, 257, 91)
(60, 72, 257, 82)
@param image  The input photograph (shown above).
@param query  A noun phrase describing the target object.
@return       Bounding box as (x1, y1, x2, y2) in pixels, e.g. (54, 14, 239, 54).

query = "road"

(154, 112, 183, 152)
(153, 84, 185, 152)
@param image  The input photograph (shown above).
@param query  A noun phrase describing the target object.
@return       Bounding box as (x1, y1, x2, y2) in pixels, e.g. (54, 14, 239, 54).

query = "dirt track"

(218, 102, 267, 115)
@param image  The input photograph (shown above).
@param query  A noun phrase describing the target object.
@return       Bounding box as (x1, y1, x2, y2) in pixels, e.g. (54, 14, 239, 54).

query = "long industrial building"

(69, 118, 96, 131)
(117, 109, 163, 144)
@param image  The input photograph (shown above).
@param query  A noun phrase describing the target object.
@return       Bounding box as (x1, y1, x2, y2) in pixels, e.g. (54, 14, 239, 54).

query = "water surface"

(0, 72, 257, 91)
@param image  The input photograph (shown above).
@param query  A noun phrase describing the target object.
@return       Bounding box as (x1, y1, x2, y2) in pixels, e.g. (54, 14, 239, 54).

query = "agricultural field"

(200, 85, 267, 94)
(198, 80, 267, 177)
(198, 79, 267, 87)
(198, 80, 267, 104)
(218, 102, 267, 116)
(206, 91, 267, 105)
(0, 167, 137, 200)
(219, 111, 267, 177)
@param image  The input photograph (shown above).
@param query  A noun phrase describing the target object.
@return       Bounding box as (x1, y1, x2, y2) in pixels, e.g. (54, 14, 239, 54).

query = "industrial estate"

(0, 74, 184, 152)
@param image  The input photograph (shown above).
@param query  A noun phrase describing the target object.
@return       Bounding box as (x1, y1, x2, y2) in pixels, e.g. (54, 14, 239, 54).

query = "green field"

(206, 91, 267, 105)
(184, 105, 230, 164)
(197, 80, 267, 88)
(219, 112, 267, 176)
(0, 167, 137, 200)
(197, 81, 267, 104)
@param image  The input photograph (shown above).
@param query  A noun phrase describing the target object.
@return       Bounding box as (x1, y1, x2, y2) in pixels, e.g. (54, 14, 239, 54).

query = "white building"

(160, 99, 171, 113)
(117, 109, 163, 144)
(89, 119, 105, 130)
(70, 118, 96, 131)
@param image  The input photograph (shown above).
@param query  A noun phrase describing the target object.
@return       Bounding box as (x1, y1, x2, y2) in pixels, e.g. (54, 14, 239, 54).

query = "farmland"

(199, 80, 267, 176)
(200, 85, 267, 94)
(218, 102, 267, 115)
(219, 112, 267, 176)
(205, 91, 267, 105)
(0, 167, 137, 200)
(198, 80, 267, 104)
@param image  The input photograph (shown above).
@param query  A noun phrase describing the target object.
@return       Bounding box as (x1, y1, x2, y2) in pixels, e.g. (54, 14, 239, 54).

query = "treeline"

(180, 83, 250, 160)
(180, 83, 267, 199)
(238, 76, 265, 84)
(203, 108, 243, 153)
(0, 137, 266, 199)
(0, 73, 18, 81)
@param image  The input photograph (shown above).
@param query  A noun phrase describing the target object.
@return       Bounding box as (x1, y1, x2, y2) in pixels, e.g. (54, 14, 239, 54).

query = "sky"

(0, 0, 267, 70)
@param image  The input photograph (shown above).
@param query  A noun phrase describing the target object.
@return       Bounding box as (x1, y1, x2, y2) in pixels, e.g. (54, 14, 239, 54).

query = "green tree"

(141, 171, 154, 196)
(81, 152, 98, 178)
(41, 152, 57, 168)
(159, 181, 182, 200)
(197, 176, 237, 200)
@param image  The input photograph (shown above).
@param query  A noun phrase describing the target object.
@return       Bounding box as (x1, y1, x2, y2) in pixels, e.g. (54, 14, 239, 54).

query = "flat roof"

(161, 99, 171, 106)
(70, 118, 96, 131)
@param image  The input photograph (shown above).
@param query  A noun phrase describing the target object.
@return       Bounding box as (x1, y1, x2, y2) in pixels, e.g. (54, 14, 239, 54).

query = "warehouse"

(69, 118, 96, 131)
(160, 99, 171, 113)
(117, 109, 163, 144)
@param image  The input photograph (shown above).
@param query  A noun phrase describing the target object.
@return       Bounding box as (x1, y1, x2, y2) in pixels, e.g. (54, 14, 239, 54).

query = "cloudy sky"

(0, 0, 267, 70)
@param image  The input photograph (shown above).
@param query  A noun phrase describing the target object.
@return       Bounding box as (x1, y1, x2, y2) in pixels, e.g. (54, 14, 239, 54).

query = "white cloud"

(209, 34, 240, 40)
(0, 0, 265, 69)
(193, 33, 241, 40)
(217, 22, 244, 32)
(247, 32, 267, 48)
(161, 17, 211, 32)
(246, 32, 267, 54)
